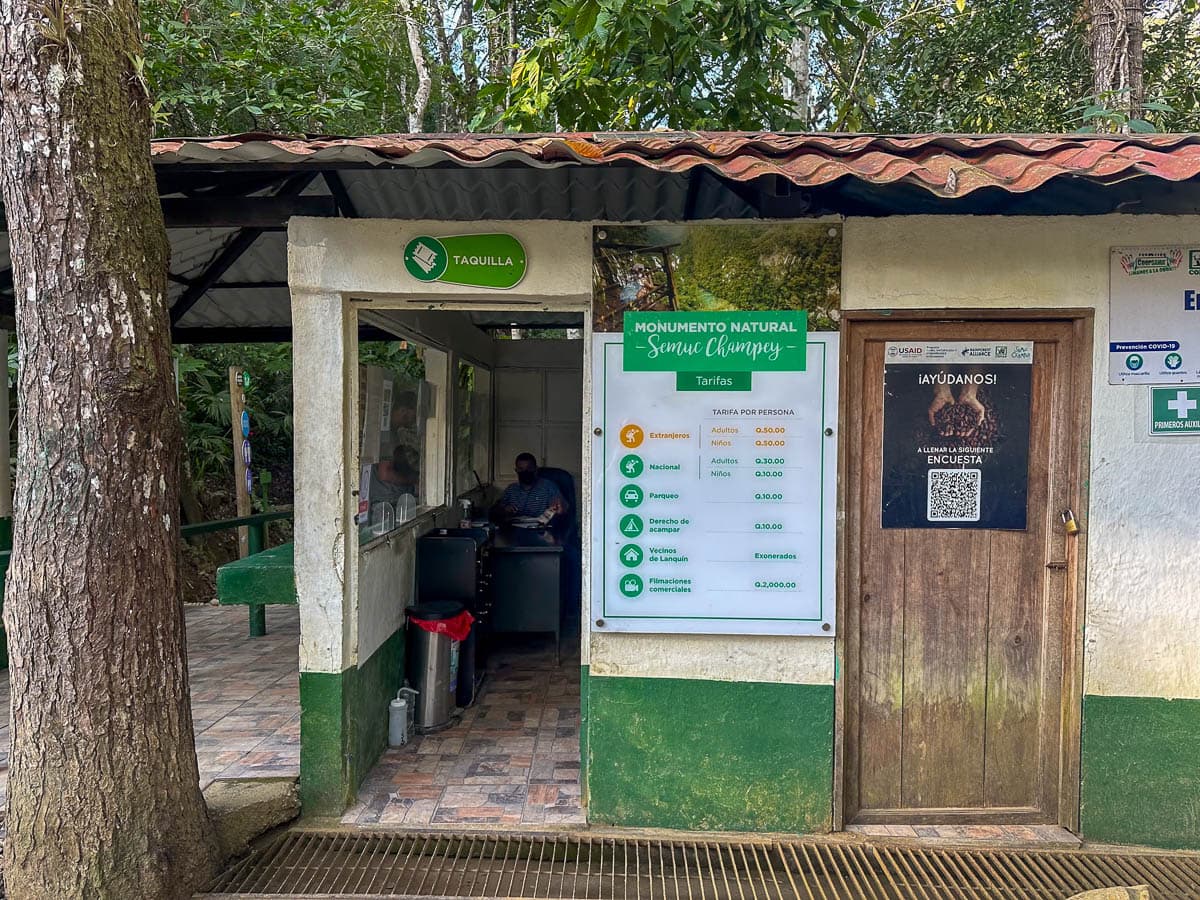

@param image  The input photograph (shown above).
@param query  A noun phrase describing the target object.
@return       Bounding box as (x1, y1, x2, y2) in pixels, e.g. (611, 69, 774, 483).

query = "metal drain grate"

(201, 831, 1200, 899)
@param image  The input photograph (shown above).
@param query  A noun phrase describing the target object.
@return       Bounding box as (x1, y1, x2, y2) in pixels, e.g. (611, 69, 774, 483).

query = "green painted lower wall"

(1081, 693, 1200, 849)
(579, 665, 589, 799)
(300, 627, 406, 816)
(586, 675, 834, 833)
(349, 628, 406, 784)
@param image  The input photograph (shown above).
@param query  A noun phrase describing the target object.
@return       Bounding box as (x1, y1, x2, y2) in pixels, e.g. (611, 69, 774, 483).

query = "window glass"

(356, 340, 428, 537)
(454, 362, 492, 496)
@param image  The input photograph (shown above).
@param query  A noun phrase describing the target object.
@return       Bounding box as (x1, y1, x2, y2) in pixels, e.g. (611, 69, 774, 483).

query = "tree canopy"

(143, 0, 1200, 136)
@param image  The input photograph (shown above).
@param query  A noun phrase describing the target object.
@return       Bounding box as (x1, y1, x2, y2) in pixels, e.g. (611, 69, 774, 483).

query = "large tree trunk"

(0, 2, 218, 898)
(1089, 0, 1146, 124)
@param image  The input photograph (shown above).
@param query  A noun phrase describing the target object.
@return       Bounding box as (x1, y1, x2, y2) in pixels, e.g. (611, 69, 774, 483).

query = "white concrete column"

(290, 288, 357, 674)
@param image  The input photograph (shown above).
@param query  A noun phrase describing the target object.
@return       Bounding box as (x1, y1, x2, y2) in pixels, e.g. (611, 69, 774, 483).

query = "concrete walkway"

(0, 604, 301, 806)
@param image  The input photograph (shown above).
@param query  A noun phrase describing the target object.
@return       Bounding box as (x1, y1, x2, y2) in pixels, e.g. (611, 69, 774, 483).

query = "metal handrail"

(180, 508, 293, 538)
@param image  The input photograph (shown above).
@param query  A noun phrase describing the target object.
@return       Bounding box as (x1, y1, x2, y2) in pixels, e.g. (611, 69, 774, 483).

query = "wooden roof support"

(323, 171, 359, 218)
(169, 172, 317, 326)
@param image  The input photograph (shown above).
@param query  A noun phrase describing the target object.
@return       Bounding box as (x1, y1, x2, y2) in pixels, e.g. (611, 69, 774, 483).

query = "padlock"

(1061, 508, 1079, 535)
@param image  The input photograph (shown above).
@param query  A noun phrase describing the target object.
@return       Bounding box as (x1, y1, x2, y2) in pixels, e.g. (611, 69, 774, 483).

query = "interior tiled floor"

(343, 634, 584, 828)
(0, 603, 301, 806)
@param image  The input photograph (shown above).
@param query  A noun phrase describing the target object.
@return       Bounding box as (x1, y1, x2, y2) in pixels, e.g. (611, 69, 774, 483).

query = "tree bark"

(400, 0, 433, 131)
(0, 2, 218, 897)
(1088, 0, 1146, 123)
(785, 27, 813, 130)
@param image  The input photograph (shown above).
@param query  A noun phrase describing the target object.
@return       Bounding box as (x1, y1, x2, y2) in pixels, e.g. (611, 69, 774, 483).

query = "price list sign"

(591, 313, 838, 636)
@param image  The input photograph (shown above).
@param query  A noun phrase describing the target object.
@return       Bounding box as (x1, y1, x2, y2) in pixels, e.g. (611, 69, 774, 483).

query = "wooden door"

(841, 316, 1089, 826)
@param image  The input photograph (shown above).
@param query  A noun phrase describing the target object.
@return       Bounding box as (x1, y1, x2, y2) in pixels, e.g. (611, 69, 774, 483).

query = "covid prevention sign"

(591, 322, 838, 636)
(1110, 246, 1200, 384)
(882, 342, 1033, 530)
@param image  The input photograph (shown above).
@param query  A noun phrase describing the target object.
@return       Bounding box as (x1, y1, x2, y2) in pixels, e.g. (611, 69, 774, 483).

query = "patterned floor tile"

(0, 604, 301, 797)
(344, 634, 585, 828)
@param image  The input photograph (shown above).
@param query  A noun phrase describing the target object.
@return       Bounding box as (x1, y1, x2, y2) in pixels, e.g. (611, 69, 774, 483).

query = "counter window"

(357, 340, 430, 536)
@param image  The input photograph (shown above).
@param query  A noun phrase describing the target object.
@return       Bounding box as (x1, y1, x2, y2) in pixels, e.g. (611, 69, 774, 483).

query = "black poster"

(882, 342, 1033, 530)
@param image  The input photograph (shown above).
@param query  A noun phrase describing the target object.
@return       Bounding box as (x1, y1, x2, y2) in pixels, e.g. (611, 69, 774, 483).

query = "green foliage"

(143, 0, 414, 135)
(671, 225, 841, 329)
(174, 343, 294, 494)
(813, 0, 1200, 133)
(474, 0, 877, 131)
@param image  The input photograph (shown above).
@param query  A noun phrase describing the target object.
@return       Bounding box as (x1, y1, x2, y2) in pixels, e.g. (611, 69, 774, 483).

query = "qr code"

(927, 468, 982, 522)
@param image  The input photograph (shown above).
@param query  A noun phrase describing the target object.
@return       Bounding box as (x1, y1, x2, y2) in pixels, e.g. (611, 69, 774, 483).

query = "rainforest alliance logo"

(404, 233, 527, 289)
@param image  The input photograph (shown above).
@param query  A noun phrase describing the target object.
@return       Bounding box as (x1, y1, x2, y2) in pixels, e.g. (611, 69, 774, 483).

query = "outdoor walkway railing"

(0, 508, 295, 665)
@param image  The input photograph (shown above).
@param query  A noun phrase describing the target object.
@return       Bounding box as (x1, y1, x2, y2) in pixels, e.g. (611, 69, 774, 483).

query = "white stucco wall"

(289, 217, 592, 304)
(843, 214, 1200, 701)
(289, 217, 593, 675)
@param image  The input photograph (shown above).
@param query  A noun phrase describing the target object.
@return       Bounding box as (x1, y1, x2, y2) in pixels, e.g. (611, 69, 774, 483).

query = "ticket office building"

(202, 133, 1200, 848)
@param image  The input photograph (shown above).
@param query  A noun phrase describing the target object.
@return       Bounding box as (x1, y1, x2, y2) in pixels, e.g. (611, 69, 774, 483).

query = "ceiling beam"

(169, 172, 317, 326)
(162, 196, 335, 228)
(172, 324, 397, 344)
(323, 171, 359, 218)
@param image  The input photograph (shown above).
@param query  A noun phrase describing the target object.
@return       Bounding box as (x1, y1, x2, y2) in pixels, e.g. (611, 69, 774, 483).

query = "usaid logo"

(888, 346, 924, 358)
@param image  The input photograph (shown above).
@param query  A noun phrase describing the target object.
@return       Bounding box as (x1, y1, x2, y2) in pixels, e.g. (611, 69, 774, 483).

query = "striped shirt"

(500, 478, 563, 518)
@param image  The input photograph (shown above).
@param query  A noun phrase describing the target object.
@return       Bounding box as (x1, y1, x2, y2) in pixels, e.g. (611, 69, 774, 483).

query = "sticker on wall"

(881, 341, 1033, 530)
(403, 233, 527, 289)
(1110, 246, 1200, 384)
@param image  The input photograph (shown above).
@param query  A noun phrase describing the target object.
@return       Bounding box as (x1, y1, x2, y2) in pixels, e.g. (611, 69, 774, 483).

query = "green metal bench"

(215, 541, 296, 636)
(187, 510, 295, 637)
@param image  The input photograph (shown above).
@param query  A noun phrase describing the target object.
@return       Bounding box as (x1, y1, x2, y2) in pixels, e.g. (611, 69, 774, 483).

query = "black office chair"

(538, 467, 582, 634)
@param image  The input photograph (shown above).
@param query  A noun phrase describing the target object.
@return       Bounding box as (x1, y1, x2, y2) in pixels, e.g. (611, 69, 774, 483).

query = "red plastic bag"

(409, 610, 474, 642)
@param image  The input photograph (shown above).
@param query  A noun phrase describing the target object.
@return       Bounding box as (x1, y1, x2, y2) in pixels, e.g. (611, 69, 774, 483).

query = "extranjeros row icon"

(404, 233, 528, 289)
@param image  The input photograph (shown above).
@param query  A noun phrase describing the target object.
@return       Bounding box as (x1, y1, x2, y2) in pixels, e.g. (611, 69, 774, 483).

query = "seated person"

(490, 452, 565, 524)
(369, 445, 419, 506)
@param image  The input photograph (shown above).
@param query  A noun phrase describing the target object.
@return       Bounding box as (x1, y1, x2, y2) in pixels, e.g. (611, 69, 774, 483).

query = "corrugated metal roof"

(151, 132, 1200, 199)
(5, 131, 1200, 338)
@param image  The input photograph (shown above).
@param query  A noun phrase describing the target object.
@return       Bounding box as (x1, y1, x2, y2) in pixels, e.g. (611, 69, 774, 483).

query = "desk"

(490, 528, 564, 661)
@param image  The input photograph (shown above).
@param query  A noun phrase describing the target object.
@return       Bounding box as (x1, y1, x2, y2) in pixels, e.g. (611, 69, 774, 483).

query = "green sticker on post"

(624, 311, 807, 372)
(404, 233, 527, 289)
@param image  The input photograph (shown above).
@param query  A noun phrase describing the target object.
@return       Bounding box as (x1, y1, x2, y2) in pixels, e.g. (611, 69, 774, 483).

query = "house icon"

(623, 547, 640, 562)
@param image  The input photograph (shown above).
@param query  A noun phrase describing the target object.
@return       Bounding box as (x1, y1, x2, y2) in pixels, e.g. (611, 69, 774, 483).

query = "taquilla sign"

(403, 233, 528, 289)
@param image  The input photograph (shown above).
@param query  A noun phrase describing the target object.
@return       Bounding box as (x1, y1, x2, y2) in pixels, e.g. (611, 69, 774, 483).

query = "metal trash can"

(406, 601, 468, 731)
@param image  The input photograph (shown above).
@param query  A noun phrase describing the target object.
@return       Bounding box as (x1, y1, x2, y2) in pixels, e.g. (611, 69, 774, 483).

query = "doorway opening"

(348, 308, 586, 827)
